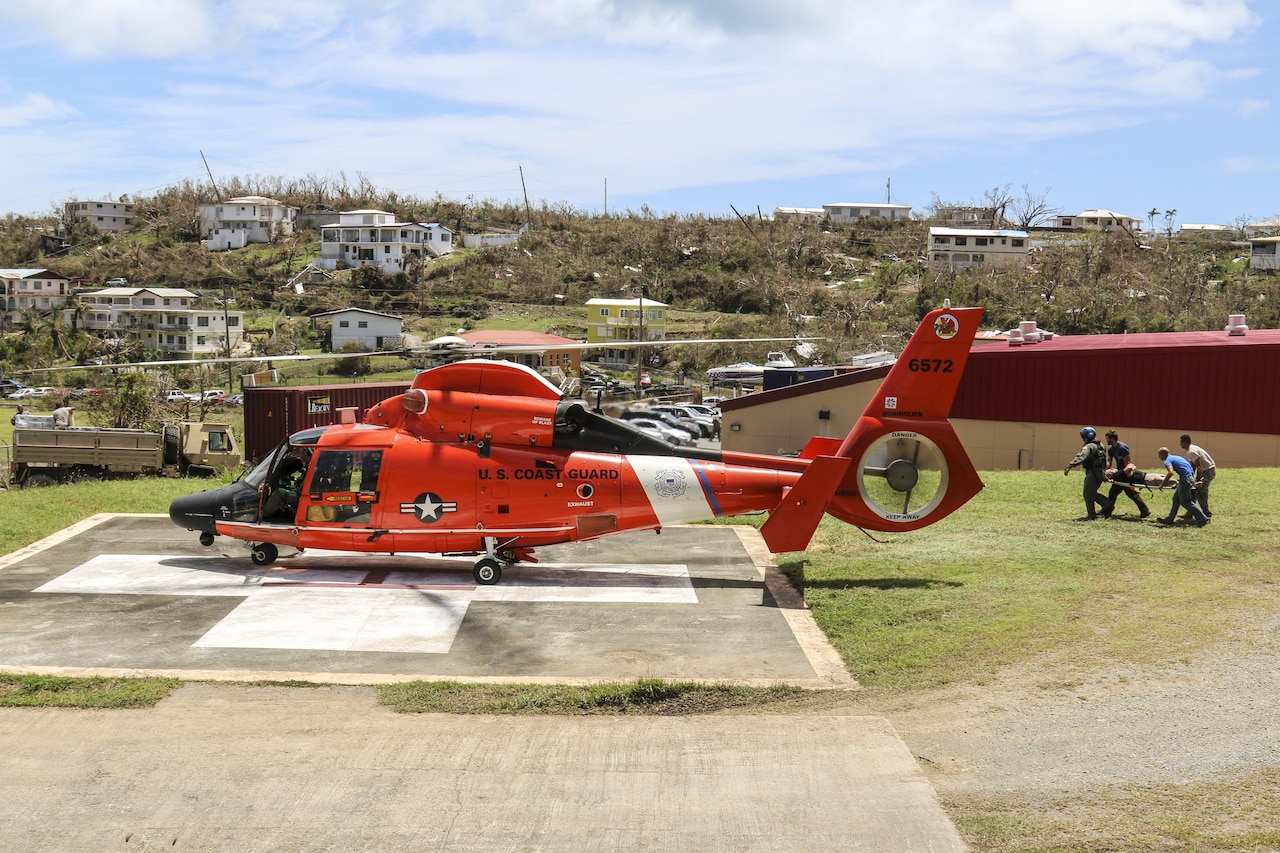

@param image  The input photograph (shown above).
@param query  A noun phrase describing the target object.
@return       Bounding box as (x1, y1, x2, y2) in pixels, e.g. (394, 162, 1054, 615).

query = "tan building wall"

(720, 387, 1277, 471)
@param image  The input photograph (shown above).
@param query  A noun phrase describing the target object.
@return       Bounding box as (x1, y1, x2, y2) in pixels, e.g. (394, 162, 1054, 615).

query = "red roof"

(460, 330, 581, 346)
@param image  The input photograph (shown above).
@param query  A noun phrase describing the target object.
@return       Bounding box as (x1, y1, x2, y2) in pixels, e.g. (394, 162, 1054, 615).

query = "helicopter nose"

(169, 488, 228, 536)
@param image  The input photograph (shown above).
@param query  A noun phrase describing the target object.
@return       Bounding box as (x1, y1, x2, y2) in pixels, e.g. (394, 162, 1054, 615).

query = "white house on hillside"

(317, 209, 454, 274)
(65, 200, 134, 232)
(823, 202, 912, 224)
(1249, 236, 1280, 272)
(772, 207, 825, 223)
(311, 307, 404, 351)
(1245, 218, 1280, 239)
(76, 287, 244, 356)
(1, 268, 72, 327)
(200, 196, 297, 251)
(1052, 209, 1143, 233)
(928, 227, 1030, 270)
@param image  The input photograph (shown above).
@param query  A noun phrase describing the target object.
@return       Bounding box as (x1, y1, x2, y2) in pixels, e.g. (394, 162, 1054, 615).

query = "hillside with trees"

(2, 174, 1276, 384)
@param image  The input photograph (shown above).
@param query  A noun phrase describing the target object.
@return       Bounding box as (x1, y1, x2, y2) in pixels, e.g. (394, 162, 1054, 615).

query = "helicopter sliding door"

(302, 448, 384, 526)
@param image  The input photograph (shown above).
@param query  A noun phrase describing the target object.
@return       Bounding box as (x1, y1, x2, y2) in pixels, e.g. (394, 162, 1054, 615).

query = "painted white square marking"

(36, 553, 697, 653)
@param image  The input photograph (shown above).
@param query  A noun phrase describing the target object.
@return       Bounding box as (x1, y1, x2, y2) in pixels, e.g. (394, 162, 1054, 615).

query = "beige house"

(77, 287, 244, 356)
(64, 200, 134, 232)
(928, 227, 1030, 270)
(1, 268, 72, 327)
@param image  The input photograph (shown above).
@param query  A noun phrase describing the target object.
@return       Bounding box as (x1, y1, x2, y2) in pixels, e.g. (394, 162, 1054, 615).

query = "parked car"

(105, 277, 129, 286)
(163, 390, 193, 404)
(649, 404, 714, 437)
(0, 379, 26, 396)
(224, 394, 244, 407)
(625, 417, 694, 446)
(8, 386, 55, 399)
(200, 390, 227, 405)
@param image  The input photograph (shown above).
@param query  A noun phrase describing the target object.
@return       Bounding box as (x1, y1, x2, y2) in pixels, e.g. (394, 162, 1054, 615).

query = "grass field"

(1, 467, 1271, 695)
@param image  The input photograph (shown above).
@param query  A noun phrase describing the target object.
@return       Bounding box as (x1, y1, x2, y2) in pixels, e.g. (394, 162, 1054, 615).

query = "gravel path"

(876, 616, 1280, 800)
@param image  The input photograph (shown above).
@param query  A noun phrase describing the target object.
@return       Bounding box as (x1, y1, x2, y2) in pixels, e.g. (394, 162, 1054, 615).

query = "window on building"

(197, 316, 209, 327)
(228, 317, 239, 327)
(600, 308, 609, 316)
(197, 336, 206, 345)
(954, 236, 968, 246)
(1012, 239, 1025, 247)
(358, 321, 368, 329)
(339, 320, 350, 328)
(975, 237, 989, 246)
(933, 236, 949, 244)
(142, 297, 155, 305)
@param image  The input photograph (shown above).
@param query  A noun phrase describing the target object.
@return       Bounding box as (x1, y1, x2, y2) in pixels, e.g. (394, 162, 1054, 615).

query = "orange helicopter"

(170, 306, 985, 584)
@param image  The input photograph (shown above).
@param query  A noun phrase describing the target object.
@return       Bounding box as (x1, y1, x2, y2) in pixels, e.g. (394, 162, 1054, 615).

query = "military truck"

(8, 415, 242, 487)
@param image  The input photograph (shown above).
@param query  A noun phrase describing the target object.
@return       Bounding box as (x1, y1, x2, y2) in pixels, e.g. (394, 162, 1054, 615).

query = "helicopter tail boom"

(759, 306, 985, 552)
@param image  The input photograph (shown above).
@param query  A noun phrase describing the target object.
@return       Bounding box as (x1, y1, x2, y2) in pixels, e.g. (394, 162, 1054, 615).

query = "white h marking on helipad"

(35, 554, 696, 653)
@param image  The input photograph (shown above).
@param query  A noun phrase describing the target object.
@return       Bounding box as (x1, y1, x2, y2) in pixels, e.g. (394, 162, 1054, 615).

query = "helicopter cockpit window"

(305, 449, 383, 523)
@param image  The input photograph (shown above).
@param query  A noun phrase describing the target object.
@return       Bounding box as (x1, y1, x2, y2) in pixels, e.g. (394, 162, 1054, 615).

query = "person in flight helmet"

(1064, 426, 1114, 520)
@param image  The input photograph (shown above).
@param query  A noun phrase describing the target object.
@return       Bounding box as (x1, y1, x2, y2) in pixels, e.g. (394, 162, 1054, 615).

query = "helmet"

(1080, 427, 1096, 441)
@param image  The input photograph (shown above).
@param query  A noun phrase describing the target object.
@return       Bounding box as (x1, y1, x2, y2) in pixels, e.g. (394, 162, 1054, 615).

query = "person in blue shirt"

(1155, 446, 1209, 527)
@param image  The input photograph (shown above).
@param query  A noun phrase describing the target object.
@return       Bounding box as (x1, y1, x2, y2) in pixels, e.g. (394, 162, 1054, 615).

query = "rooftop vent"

(1226, 313, 1248, 336)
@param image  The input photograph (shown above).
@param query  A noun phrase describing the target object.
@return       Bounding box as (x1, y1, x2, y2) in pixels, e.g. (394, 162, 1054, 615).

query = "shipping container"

(243, 381, 411, 461)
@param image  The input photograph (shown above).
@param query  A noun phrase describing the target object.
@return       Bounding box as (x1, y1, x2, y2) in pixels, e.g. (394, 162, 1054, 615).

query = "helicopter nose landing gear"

(250, 542, 279, 566)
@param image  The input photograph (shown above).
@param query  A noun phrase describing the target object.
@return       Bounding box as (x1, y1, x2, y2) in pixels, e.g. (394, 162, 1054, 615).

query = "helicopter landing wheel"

(473, 558, 502, 585)
(199, 532, 216, 547)
(250, 542, 279, 566)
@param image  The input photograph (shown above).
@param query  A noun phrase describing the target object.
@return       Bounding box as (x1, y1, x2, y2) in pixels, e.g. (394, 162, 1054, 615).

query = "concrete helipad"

(0, 514, 969, 851)
(0, 514, 851, 686)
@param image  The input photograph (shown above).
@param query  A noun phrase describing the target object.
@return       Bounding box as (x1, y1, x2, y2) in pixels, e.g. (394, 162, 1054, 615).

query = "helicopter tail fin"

(760, 306, 985, 553)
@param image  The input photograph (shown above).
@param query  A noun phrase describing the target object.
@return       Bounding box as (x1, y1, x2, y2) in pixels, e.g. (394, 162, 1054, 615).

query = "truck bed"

(14, 427, 164, 472)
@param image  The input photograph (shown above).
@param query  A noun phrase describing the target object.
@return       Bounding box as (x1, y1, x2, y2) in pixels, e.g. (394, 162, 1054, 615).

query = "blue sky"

(0, 0, 1275, 227)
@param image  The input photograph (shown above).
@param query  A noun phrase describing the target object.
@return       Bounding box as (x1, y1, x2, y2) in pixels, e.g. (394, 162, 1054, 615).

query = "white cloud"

(0, 93, 74, 128)
(0, 0, 1267, 216)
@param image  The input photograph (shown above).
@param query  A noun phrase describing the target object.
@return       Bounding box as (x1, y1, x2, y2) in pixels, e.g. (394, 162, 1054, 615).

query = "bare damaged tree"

(1007, 184, 1062, 230)
(983, 185, 1015, 229)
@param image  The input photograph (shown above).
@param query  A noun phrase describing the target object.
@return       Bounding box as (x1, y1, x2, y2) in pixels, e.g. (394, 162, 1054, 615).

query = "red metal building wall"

(243, 381, 411, 461)
(952, 332, 1280, 435)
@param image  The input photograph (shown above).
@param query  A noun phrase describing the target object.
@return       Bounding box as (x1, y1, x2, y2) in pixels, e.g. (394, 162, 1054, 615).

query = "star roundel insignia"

(400, 492, 458, 523)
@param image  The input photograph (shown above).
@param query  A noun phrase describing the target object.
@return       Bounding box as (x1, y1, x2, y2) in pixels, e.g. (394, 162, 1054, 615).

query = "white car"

(626, 417, 694, 446)
(9, 386, 55, 399)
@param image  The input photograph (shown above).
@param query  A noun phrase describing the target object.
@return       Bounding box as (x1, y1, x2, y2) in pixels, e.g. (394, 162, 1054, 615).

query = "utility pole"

(518, 164, 533, 229)
(200, 150, 222, 199)
(223, 286, 234, 391)
(634, 286, 645, 397)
